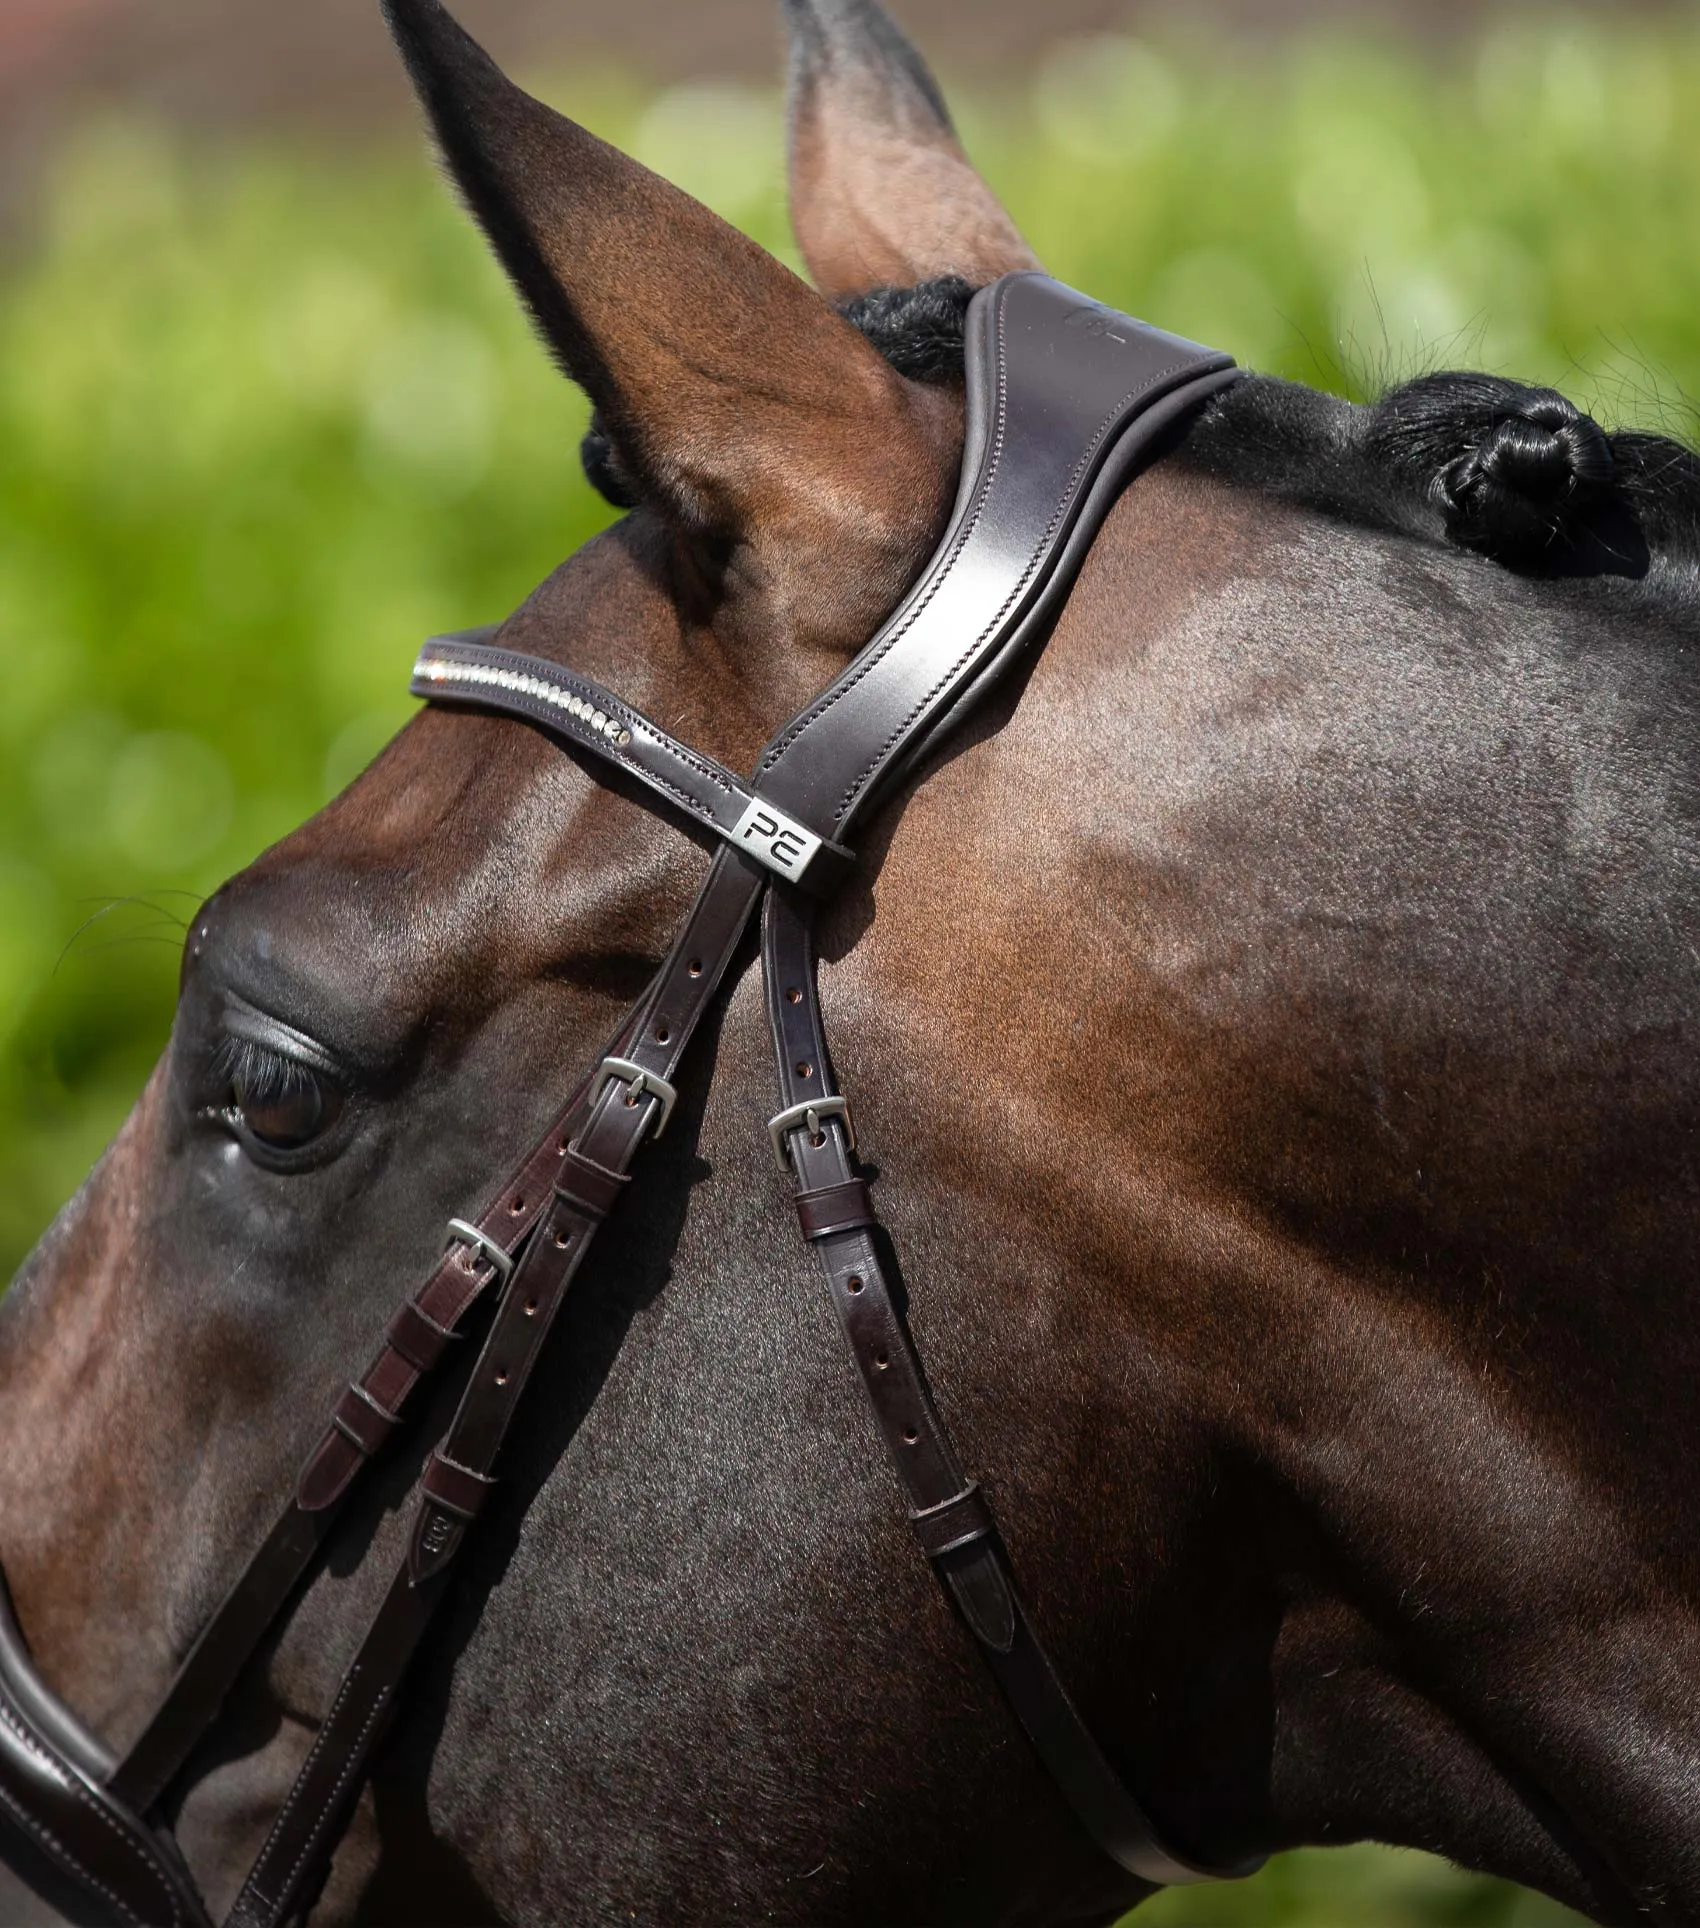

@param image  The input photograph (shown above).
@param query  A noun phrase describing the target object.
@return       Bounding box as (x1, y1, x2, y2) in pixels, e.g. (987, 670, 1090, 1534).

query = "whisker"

(67, 934, 193, 958)
(55, 896, 198, 973)
(71, 892, 196, 928)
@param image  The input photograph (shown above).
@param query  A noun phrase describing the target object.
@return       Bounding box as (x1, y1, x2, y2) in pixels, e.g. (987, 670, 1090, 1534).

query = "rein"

(0, 272, 1252, 1927)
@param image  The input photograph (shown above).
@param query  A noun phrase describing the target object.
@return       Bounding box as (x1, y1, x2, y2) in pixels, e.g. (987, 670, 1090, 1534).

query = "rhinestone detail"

(420, 658, 633, 747)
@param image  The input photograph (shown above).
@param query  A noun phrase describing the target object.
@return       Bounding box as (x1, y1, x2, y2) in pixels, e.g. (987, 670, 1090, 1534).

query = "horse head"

(3, 2, 1699, 1924)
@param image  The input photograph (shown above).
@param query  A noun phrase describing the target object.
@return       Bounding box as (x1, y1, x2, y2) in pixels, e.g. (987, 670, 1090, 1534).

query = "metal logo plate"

(731, 797, 822, 880)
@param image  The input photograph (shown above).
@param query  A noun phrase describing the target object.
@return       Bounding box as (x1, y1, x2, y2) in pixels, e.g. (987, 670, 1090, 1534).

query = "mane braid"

(578, 273, 1700, 595)
(1181, 368, 1700, 596)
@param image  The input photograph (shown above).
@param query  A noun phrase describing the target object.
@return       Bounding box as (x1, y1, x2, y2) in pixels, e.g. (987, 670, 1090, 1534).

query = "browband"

(0, 273, 1253, 1927)
(409, 634, 854, 894)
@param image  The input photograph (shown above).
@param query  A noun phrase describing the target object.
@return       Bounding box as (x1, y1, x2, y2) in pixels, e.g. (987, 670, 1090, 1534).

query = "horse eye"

(233, 1074, 342, 1150)
(212, 1036, 346, 1153)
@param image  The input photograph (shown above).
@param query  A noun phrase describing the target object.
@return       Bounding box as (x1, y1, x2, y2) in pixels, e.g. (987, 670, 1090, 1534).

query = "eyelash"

(209, 1034, 323, 1109)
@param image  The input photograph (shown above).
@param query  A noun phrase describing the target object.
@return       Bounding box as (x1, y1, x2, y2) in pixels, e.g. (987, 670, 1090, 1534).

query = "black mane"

(1180, 372, 1700, 597)
(839, 277, 1700, 600)
(580, 273, 1700, 605)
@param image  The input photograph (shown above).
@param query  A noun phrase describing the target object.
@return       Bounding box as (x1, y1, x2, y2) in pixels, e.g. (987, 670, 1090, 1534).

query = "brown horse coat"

(3, 1, 1699, 1922)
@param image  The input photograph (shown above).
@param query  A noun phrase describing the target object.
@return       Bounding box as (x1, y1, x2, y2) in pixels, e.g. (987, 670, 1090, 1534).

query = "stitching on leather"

(0, 1698, 176, 1926)
(504, 690, 728, 829)
(834, 354, 1196, 821)
(0, 1779, 155, 1928)
(755, 285, 1017, 778)
(620, 718, 739, 794)
(271, 1680, 391, 1915)
(238, 1659, 380, 1916)
(430, 643, 740, 813)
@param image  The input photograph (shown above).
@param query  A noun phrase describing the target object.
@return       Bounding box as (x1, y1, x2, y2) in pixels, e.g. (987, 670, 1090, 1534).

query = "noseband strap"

(0, 273, 1254, 1926)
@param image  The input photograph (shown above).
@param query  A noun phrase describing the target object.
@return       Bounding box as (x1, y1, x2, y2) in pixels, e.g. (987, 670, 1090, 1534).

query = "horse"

(3, 0, 1699, 1921)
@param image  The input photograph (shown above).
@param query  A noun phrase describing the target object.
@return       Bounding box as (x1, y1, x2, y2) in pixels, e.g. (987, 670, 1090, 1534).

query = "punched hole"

(557, 1141, 569, 1157)
(554, 1228, 571, 1248)
(524, 1299, 538, 1317)
(655, 1024, 671, 1044)
(687, 958, 703, 978)
(874, 1352, 889, 1371)
(902, 1426, 919, 1445)
(810, 1131, 826, 1148)
(495, 1369, 509, 1386)
(795, 1061, 814, 1079)
(785, 988, 802, 1005)
(624, 1092, 640, 1108)
(509, 1197, 526, 1214)
(846, 1274, 864, 1295)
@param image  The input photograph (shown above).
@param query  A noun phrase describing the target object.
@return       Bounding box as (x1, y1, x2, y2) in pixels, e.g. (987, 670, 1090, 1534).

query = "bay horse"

(3, 0, 1699, 1921)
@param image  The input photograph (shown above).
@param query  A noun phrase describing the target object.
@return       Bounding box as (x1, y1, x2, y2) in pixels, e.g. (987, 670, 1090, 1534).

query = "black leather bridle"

(0, 273, 1256, 1927)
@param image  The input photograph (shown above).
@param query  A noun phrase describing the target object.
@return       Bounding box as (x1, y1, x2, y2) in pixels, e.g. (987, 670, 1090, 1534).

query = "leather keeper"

(331, 1383, 402, 1459)
(386, 1298, 457, 1374)
(556, 1147, 628, 1220)
(421, 1450, 496, 1522)
(910, 1483, 994, 1561)
(796, 1178, 876, 1241)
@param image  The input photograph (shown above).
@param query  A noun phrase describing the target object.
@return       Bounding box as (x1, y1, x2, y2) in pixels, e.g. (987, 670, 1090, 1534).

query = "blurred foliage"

(1131, 1842, 1583, 1928)
(3, 10, 1696, 1921)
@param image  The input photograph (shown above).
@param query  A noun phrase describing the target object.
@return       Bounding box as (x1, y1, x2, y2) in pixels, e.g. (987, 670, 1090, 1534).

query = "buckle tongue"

(767, 1096, 856, 1174)
(589, 1056, 679, 1140)
(444, 1219, 515, 1287)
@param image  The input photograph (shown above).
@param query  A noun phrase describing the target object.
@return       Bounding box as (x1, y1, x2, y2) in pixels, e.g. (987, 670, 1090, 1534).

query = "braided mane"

(579, 275, 1700, 595)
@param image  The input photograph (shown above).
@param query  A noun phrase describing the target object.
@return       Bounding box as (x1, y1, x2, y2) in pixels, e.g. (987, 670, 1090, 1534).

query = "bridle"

(0, 272, 1256, 1927)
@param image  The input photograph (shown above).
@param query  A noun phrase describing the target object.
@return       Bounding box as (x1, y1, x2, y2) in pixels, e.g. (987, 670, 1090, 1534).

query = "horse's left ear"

(783, 0, 1040, 302)
(383, 0, 961, 647)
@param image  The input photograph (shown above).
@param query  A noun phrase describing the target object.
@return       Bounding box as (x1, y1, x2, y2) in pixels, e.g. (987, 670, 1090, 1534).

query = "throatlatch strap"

(762, 894, 1251, 1885)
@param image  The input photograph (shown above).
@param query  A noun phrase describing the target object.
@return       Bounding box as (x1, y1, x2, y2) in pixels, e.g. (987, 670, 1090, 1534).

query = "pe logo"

(1063, 304, 1132, 346)
(733, 799, 822, 879)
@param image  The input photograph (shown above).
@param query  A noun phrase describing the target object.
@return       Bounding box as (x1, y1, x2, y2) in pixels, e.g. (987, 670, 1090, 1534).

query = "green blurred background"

(4, 5, 1697, 1921)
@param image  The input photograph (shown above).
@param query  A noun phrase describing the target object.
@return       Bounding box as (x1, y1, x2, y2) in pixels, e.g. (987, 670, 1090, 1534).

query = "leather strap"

(411, 633, 854, 895)
(741, 277, 1251, 1882)
(108, 1061, 606, 1815)
(222, 847, 766, 1928)
(0, 274, 1252, 1928)
(762, 893, 1251, 1884)
(0, 1574, 212, 1928)
(754, 275, 1239, 838)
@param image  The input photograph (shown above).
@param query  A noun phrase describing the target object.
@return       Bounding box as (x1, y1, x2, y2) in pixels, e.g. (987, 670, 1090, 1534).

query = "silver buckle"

(589, 1057, 679, 1140)
(767, 1096, 855, 1174)
(444, 1218, 515, 1286)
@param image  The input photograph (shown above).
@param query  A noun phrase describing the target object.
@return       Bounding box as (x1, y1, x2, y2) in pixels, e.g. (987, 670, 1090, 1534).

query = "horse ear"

(783, 0, 1040, 302)
(381, 0, 956, 633)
